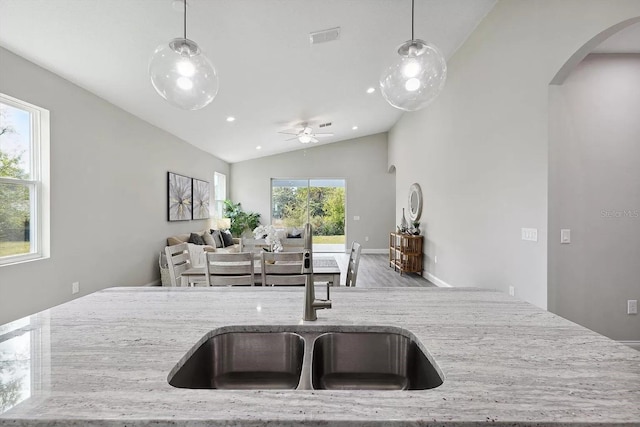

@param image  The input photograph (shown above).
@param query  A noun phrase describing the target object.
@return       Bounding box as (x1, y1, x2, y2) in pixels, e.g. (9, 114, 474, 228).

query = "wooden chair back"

(261, 251, 306, 286)
(164, 243, 192, 287)
(204, 252, 255, 286)
(345, 241, 362, 287)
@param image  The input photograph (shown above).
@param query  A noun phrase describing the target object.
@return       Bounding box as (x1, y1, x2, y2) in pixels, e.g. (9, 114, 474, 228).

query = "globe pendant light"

(379, 0, 447, 112)
(149, 0, 219, 110)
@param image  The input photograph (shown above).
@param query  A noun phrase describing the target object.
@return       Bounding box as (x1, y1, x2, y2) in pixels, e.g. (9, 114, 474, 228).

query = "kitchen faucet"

(302, 223, 331, 321)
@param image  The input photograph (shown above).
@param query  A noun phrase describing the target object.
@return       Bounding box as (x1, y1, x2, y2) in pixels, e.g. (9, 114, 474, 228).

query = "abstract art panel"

(192, 179, 210, 220)
(168, 172, 192, 221)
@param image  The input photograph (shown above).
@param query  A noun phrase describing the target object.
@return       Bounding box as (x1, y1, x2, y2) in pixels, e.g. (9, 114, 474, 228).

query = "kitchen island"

(1, 286, 639, 426)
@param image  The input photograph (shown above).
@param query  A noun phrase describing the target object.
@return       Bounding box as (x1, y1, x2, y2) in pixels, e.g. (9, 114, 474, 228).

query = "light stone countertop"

(1, 286, 639, 426)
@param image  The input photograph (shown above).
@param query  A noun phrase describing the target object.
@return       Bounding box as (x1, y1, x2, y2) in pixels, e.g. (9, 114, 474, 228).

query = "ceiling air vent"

(319, 122, 332, 128)
(309, 27, 341, 45)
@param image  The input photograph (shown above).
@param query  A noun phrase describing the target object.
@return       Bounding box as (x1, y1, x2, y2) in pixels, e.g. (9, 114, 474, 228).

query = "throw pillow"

(221, 230, 235, 247)
(211, 230, 224, 248)
(167, 236, 183, 246)
(202, 231, 216, 247)
(188, 232, 205, 245)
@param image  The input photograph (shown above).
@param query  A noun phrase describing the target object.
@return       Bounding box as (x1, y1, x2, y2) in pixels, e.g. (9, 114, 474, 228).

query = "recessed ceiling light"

(366, 87, 375, 94)
(256, 145, 262, 150)
(352, 126, 358, 130)
(226, 116, 235, 122)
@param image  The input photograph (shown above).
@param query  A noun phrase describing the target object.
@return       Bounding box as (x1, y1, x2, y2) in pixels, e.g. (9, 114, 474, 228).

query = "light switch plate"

(353, 216, 360, 221)
(521, 228, 538, 242)
(561, 229, 571, 244)
(628, 300, 638, 315)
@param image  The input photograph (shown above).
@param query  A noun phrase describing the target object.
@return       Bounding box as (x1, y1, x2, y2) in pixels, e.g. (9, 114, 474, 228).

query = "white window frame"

(0, 93, 50, 266)
(213, 172, 227, 219)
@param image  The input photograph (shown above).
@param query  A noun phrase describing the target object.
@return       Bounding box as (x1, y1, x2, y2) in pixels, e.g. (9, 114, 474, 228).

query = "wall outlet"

(521, 228, 538, 242)
(509, 286, 515, 297)
(72, 282, 80, 294)
(628, 300, 638, 315)
(364, 236, 369, 242)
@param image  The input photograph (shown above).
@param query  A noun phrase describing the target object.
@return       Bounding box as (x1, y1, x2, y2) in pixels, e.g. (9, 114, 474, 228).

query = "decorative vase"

(412, 221, 420, 235)
(401, 208, 408, 232)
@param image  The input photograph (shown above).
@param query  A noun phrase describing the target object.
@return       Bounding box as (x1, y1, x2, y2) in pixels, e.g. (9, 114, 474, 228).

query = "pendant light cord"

(183, 0, 187, 40)
(411, 0, 415, 41)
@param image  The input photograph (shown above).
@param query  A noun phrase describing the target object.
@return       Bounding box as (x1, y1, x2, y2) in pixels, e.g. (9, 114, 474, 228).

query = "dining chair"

(204, 252, 256, 286)
(345, 241, 362, 287)
(261, 251, 306, 286)
(164, 243, 193, 287)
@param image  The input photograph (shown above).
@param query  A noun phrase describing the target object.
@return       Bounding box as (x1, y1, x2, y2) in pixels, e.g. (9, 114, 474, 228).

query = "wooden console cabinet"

(389, 232, 423, 275)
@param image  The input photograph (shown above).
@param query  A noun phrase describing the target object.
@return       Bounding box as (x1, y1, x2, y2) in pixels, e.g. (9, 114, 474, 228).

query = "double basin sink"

(168, 325, 443, 391)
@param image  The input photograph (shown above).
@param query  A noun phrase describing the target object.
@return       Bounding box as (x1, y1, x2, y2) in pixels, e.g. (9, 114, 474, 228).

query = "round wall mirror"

(408, 183, 422, 221)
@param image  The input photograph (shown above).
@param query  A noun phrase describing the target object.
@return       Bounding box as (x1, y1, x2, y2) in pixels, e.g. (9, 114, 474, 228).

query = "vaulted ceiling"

(1, 0, 494, 162)
(2, 2, 637, 163)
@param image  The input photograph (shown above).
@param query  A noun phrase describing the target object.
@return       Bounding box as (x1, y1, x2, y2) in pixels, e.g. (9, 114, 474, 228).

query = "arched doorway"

(548, 19, 640, 343)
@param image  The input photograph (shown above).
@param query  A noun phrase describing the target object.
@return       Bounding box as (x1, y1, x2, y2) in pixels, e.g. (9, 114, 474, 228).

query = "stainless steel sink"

(168, 331, 304, 389)
(169, 327, 443, 391)
(311, 332, 443, 390)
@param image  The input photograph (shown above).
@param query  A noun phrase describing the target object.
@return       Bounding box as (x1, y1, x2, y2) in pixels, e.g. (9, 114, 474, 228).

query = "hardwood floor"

(332, 253, 436, 288)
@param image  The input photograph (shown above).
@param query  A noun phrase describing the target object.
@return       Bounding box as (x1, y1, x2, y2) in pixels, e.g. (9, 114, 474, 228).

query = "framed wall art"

(192, 178, 210, 220)
(168, 172, 192, 221)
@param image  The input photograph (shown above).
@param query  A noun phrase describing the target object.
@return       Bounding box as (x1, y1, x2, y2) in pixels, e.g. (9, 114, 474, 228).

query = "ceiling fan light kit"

(149, 0, 218, 110)
(278, 123, 333, 144)
(379, 0, 447, 112)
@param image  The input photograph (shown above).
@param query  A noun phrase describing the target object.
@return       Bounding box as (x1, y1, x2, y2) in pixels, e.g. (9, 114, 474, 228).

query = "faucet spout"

(304, 275, 331, 321)
(302, 223, 331, 321)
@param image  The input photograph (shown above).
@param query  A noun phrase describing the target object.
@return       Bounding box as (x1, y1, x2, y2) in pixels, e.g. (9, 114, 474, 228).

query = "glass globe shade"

(298, 135, 312, 144)
(149, 38, 219, 110)
(379, 39, 447, 112)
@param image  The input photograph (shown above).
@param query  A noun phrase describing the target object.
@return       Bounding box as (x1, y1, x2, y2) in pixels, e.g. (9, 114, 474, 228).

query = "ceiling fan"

(278, 122, 334, 144)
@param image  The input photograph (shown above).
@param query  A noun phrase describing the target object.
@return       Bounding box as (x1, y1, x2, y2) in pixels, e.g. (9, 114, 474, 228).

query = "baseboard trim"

(423, 271, 452, 288)
(144, 279, 161, 287)
(362, 249, 388, 254)
(619, 340, 640, 351)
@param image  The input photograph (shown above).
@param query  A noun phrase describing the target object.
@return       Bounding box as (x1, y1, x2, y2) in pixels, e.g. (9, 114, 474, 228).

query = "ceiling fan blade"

(278, 131, 300, 136)
(280, 124, 305, 132)
(285, 137, 299, 141)
(314, 133, 334, 137)
(310, 137, 319, 143)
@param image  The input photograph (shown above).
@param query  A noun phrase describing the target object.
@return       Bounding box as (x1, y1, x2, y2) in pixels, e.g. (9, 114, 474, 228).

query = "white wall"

(230, 133, 394, 252)
(549, 54, 640, 341)
(0, 47, 229, 325)
(388, 0, 640, 309)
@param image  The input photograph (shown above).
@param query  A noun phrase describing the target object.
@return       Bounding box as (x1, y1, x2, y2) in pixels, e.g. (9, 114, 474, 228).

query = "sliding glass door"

(271, 178, 345, 253)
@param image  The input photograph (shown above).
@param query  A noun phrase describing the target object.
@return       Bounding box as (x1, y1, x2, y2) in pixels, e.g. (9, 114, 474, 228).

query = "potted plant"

(223, 200, 261, 237)
(252, 224, 283, 253)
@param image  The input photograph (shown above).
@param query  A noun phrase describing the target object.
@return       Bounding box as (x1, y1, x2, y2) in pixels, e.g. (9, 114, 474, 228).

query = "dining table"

(179, 254, 342, 288)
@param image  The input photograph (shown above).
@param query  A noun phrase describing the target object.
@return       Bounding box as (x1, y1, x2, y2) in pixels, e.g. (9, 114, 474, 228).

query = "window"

(0, 93, 49, 265)
(213, 172, 226, 219)
(271, 178, 346, 252)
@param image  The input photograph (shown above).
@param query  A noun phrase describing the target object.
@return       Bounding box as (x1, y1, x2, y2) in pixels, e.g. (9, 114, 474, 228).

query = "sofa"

(166, 229, 241, 266)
